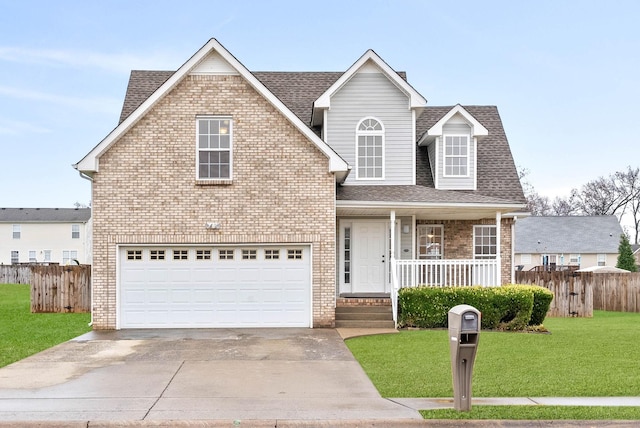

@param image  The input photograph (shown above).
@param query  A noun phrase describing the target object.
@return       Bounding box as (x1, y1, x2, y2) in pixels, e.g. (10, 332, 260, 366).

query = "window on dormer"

(444, 135, 469, 177)
(356, 118, 384, 179)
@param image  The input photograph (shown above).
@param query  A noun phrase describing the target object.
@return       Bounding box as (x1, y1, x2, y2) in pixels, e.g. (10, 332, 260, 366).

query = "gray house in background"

(515, 216, 623, 271)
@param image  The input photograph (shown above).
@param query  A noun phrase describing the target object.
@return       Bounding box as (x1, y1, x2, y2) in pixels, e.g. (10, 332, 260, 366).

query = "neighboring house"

(0, 208, 92, 265)
(631, 244, 640, 269)
(515, 216, 623, 271)
(74, 39, 526, 330)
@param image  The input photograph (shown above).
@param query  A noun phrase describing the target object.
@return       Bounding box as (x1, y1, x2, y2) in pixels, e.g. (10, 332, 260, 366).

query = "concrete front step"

(335, 319, 396, 329)
(335, 305, 392, 314)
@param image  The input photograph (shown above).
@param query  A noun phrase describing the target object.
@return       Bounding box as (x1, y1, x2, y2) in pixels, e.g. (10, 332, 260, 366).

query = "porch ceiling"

(336, 202, 526, 220)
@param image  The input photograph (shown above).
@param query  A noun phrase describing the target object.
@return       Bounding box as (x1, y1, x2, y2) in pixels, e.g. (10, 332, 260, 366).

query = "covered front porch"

(336, 201, 524, 326)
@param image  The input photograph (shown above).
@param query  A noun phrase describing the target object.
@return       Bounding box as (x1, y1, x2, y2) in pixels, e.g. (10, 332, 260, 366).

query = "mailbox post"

(448, 304, 481, 411)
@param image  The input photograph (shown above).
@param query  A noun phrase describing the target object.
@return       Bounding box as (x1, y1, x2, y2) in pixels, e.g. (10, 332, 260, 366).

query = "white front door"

(352, 221, 387, 293)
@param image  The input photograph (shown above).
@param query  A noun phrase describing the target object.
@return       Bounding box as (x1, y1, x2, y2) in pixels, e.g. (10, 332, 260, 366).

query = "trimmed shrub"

(398, 284, 550, 331)
(516, 284, 554, 325)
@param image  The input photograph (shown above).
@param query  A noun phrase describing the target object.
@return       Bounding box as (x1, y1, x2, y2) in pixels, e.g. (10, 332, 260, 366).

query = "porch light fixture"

(205, 222, 221, 230)
(402, 225, 410, 234)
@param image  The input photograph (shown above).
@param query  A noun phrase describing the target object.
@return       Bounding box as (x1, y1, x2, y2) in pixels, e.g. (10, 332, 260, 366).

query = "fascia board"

(336, 200, 526, 211)
(75, 38, 349, 175)
(427, 104, 489, 137)
(314, 50, 427, 111)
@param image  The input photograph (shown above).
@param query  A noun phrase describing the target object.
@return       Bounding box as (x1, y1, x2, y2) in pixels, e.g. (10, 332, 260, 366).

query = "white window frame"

(71, 224, 80, 239)
(29, 250, 37, 262)
(355, 117, 385, 180)
(12, 224, 20, 239)
(417, 225, 444, 259)
(63, 250, 78, 264)
(43, 250, 51, 262)
(597, 254, 606, 266)
(443, 134, 470, 177)
(11, 250, 19, 264)
(196, 116, 233, 181)
(473, 225, 497, 259)
(569, 254, 580, 264)
(520, 254, 531, 264)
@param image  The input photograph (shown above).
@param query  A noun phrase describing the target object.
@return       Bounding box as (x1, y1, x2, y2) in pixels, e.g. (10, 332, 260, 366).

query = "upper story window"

(71, 224, 80, 239)
(197, 117, 232, 180)
(12, 224, 20, 239)
(473, 225, 497, 259)
(444, 135, 469, 177)
(356, 117, 384, 179)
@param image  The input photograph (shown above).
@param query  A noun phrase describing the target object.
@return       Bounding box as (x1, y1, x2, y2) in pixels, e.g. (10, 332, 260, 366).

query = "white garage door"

(119, 245, 311, 328)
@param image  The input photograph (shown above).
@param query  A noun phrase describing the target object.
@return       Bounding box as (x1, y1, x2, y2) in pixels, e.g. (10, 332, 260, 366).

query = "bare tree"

(572, 175, 630, 217)
(519, 166, 552, 215)
(616, 166, 640, 244)
(550, 194, 577, 216)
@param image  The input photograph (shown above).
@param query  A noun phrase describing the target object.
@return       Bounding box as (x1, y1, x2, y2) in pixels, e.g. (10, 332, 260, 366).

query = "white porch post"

(496, 211, 502, 286)
(390, 210, 396, 260)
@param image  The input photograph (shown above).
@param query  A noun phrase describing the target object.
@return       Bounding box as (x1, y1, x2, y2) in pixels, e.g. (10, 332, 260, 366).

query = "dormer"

(312, 50, 427, 185)
(418, 105, 488, 190)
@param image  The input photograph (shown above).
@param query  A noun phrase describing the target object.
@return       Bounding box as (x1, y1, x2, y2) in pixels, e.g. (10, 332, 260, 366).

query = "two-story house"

(75, 39, 526, 330)
(0, 207, 91, 265)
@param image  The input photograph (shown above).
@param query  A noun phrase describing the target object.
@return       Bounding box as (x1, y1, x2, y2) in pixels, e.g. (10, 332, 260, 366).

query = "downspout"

(76, 169, 94, 327)
(512, 217, 517, 283)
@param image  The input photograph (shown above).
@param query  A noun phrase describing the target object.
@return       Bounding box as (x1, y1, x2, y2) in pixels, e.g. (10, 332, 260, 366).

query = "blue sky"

(1, 0, 639, 208)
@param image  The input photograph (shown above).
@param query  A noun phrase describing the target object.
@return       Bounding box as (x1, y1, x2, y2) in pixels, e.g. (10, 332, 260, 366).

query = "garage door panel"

(119, 246, 310, 328)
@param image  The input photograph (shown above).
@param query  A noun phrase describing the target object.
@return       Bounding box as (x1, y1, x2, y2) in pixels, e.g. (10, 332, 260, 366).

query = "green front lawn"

(346, 311, 640, 398)
(0, 284, 92, 368)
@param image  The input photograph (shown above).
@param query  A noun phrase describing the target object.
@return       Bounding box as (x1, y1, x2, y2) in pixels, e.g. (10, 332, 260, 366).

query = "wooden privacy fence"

(516, 271, 640, 317)
(1, 264, 91, 313)
(0, 265, 32, 284)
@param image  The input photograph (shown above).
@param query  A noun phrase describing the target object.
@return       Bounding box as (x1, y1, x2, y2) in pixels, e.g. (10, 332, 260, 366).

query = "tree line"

(520, 166, 640, 244)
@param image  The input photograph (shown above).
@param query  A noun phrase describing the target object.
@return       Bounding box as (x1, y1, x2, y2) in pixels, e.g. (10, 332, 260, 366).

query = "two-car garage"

(118, 245, 311, 328)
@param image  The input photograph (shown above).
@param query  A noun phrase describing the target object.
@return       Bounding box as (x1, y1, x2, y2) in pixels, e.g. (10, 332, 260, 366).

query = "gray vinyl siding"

(325, 73, 413, 185)
(437, 122, 475, 190)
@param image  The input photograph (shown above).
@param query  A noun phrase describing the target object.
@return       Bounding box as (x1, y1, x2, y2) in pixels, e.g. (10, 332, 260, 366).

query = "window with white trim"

(287, 249, 303, 260)
(150, 250, 165, 260)
(71, 224, 80, 239)
(172, 250, 188, 260)
(417, 225, 444, 259)
(344, 227, 351, 284)
(196, 249, 212, 260)
(473, 225, 497, 259)
(444, 135, 469, 176)
(219, 249, 234, 260)
(265, 249, 280, 260)
(597, 254, 606, 266)
(63, 250, 78, 264)
(356, 118, 384, 179)
(197, 117, 232, 180)
(520, 254, 531, 264)
(242, 249, 257, 260)
(29, 251, 36, 262)
(12, 224, 20, 239)
(569, 254, 580, 264)
(11, 251, 18, 264)
(43, 250, 51, 262)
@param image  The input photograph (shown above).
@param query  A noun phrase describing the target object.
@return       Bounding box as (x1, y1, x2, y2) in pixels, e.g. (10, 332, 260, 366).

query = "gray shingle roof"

(116, 67, 526, 206)
(0, 208, 91, 222)
(515, 216, 623, 253)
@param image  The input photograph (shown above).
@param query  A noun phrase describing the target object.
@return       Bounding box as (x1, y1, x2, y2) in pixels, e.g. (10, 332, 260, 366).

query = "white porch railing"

(390, 258, 500, 327)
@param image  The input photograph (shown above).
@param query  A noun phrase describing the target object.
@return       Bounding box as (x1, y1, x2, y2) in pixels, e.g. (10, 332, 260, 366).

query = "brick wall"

(91, 74, 336, 329)
(417, 217, 515, 285)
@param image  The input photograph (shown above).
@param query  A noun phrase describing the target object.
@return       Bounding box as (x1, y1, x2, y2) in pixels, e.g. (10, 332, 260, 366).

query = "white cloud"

(0, 46, 181, 74)
(0, 118, 51, 135)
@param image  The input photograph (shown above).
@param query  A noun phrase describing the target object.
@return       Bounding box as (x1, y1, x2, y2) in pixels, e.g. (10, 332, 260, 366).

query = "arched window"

(356, 117, 384, 179)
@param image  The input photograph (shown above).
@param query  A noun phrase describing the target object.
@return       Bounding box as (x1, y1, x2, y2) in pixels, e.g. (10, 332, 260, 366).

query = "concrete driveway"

(0, 328, 421, 422)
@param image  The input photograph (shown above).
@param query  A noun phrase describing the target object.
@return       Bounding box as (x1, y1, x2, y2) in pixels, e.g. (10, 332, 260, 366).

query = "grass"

(0, 284, 92, 368)
(421, 406, 640, 420)
(346, 311, 640, 397)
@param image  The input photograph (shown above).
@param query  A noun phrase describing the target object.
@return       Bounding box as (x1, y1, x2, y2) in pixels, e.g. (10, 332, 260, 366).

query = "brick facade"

(417, 217, 515, 284)
(91, 74, 336, 329)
